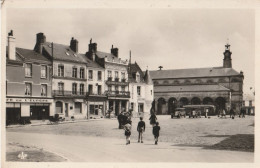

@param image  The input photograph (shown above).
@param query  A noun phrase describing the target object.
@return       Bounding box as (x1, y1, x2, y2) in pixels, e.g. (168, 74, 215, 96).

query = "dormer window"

(136, 74, 140, 82)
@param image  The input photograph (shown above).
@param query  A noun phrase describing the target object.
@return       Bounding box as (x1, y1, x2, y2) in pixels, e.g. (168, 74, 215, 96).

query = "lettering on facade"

(6, 98, 51, 103)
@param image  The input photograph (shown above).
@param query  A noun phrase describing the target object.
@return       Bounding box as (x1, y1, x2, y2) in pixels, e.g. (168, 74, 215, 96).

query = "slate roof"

(128, 63, 145, 83)
(78, 54, 104, 69)
(154, 84, 230, 92)
(95, 51, 126, 64)
(42, 42, 87, 63)
(150, 67, 241, 79)
(15, 47, 51, 64)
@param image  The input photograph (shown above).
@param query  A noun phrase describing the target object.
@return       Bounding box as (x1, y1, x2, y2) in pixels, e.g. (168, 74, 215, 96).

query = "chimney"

(7, 30, 16, 60)
(34, 32, 46, 54)
(88, 38, 97, 52)
(111, 45, 118, 57)
(70, 37, 78, 53)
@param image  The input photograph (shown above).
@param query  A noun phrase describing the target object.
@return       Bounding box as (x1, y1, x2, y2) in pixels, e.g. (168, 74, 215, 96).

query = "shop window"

(25, 63, 32, 77)
(98, 71, 102, 81)
(72, 67, 77, 78)
(88, 70, 93, 80)
(75, 102, 82, 114)
(58, 65, 64, 77)
(41, 65, 47, 78)
(41, 84, 47, 96)
(25, 83, 32, 96)
(80, 68, 85, 79)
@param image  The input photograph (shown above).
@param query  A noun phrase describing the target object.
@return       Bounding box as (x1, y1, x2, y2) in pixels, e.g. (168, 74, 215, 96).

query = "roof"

(150, 67, 241, 79)
(143, 69, 153, 85)
(154, 84, 230, 92)
(78, 54, 104, 69)
(16, 47, 51, 64)
(128, 63, 145, 83)
(94, 51, 128, 65)
(43, 42, 87, 63)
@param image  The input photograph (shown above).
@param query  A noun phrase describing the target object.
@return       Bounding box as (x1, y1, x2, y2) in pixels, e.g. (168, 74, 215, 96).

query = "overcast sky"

(6, 8, 255, 94)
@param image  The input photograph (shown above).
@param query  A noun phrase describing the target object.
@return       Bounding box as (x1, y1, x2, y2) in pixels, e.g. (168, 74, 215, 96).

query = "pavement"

(6, 132, 254, 162)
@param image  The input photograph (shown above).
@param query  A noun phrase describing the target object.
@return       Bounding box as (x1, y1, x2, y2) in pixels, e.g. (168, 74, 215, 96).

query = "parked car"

(171, 108, 186, 118)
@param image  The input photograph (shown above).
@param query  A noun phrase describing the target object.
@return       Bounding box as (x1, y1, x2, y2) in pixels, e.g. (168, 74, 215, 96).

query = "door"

(65, 103, 69, 117)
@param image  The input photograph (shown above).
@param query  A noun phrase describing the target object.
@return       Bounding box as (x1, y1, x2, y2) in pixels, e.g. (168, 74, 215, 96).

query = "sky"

(6, 8, 255, 94)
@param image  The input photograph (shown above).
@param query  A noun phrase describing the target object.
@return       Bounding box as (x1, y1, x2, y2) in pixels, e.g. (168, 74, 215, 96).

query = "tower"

(223, 43, 232, 68)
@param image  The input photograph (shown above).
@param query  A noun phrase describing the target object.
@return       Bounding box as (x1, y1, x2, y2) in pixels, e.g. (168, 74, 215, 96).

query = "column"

(113, 100, 116, 115)
(119, 100, 122, 113)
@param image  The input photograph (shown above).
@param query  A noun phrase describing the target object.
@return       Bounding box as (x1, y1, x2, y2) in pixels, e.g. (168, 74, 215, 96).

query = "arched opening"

(55, 101, 63, 114)
(179, 97, 189, 107)
(215, 97, 226, 114)
(191, 97, 201, 105)
(168, 97, 177, 115)
(157, 98, 166, 115)
(203, 97, 214, 105)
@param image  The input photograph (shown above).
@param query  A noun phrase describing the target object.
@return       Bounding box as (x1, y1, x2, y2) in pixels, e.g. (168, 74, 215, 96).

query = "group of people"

(123, 112, 161, 145)
(218, 107, 246, 119)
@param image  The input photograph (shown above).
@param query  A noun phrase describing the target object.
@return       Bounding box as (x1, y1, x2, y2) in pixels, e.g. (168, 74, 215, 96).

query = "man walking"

(124, 119, 132, 145)
(137, 117, 145, 143)
(153, 122, 160, 145)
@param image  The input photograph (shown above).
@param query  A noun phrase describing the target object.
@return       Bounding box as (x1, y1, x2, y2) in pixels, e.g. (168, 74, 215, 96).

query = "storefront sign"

(6, 98, 52, 103)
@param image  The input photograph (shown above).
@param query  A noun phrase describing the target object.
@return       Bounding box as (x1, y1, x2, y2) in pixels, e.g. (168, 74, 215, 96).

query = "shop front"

(6, 97, 53, 121)
(86, 96, 107, 118)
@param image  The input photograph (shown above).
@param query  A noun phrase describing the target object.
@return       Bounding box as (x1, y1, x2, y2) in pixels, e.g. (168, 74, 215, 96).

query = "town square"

(1, 1, 256, 167)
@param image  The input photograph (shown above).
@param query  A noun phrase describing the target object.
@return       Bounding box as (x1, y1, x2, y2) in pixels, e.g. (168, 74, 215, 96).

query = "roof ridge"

(150, 66, 224, 72)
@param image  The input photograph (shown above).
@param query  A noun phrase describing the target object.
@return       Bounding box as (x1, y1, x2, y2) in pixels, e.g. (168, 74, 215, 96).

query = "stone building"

(128, 62, 154, 116)
(6, 31, 53, 123)
(150, 44, 244, 115)
(86, 40, 130, 116)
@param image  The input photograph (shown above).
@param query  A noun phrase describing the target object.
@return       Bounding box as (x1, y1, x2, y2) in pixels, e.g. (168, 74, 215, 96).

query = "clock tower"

(223, 43, 232, 68)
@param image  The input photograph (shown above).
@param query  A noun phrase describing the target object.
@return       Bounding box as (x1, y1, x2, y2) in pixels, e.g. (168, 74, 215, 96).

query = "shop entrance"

(30, 104, 50, 120)
(6, 108, 21, 124)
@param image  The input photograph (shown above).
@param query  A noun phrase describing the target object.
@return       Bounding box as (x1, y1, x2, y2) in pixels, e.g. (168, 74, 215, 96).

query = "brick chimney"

(111, 45, 118, 57)
(34, 32, 46, 54)
(88, 38, 97, 52)
(7, 30, 16, 60)
(70, 37, 78, 53)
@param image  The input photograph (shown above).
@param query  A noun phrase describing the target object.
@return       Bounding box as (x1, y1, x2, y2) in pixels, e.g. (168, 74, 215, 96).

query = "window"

(72, 83, 77, 94)
(98, 85, 102, 95)
(98, 71, 102, 81)
(115, 71, 118, 78)
(41, 65, 47, 78)
(121, 72, 125, 79)
(80, 84, 84, 95)
(121, 86, 125, 92)
(108, 70, 112, 77)
(58, 65, 64, 77)
(108, 85, 112, 91)
(25, 63, 32, 77)
(136, 74, 140, 82)
(88, 85, 93, 94)
(72, 67, 77, 78)
(80, 68, 85, 79)
(88, 70, 93, 80)
(25, 83, 32, 96)
(41, 84, 47, 96)
(58, 83, 64, 92)
(115, 86, 118, 91)
(137, 86, 141, 96)
(151, 90, 153, 95)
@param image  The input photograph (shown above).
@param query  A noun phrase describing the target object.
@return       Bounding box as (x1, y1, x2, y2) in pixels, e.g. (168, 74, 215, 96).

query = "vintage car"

(171, 108, 186, 118)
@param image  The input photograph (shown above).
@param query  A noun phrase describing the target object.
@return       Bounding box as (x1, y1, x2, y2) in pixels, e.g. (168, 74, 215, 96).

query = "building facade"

(6, 31, 53, 123)
(86, 41, 130, 116)
(150, 44, 244, 115)
(128, 62, 154, 116)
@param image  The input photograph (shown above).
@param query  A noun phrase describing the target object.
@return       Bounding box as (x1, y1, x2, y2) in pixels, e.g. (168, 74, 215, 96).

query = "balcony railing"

(87, 91, 106, 96)
(106, 78, 128, 86)
(52, 90, 87, 97)
(105, 91, 130, 98)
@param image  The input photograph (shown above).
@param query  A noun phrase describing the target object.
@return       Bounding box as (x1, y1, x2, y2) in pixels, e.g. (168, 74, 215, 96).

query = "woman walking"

(149, 112, 157, 126)
(124, 119, 132, 145)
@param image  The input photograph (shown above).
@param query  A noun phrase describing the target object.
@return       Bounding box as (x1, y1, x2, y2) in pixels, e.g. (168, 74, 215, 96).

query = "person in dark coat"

(149, 112, 157, 126)
(137, 117, 145, 143)
(124, 119, 132, 145)
(230, 108, 235, 118)
(153, 122, 160, 145)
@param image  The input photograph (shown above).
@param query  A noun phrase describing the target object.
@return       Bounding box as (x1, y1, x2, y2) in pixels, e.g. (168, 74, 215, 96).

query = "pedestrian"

(124, 119, 132, 145)
(241, 108, 245, 118)
(153, 122, 160, 145)
(230, 108, 235, 119)
(205, 108, 209, 118)
(149, 112, 157, 126)
(137, 117, 145, 143)
(222, 108, 226, 118)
